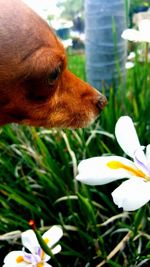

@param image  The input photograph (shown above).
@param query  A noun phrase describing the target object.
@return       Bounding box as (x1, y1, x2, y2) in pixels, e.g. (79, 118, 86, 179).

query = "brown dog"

(0, 0, 107, 128)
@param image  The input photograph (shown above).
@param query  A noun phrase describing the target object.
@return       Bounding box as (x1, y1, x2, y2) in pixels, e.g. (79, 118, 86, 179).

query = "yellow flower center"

(16, 238, 50, 266)
(107, 161, 146, 178)
(44, 237, 49, 244)
(16, 255, 44, 267)
(16, 256, 24, 263)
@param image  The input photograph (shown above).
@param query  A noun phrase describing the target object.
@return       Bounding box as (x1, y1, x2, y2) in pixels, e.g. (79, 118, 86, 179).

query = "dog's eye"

(48, 64, 62, 85)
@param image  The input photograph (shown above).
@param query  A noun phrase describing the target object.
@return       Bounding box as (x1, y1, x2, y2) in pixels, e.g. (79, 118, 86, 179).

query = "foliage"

(1, 51, 150, 267)
(56, 0, 84, 20)
(131, 0, 150, 8)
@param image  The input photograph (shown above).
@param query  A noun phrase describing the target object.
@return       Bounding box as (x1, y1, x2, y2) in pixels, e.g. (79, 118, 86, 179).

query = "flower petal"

(43, 253, 51, 262)
(21, 230, 39, 254)
(125, 61, 135, 69)
(51, 245, 62, 255)
(3, 251, 27, 267)
(112, 179, 150, 211)
(139, 19, 150, 32)
(121, 29, 141, 42)
(115, 116, 141, 158)
(42, 226, 63, 249)
(138, 19, 150, 42)
(23, 252, 41, 264)
(133, 146, 150, 175)
(146, 144, 150, 163)
(76, 156, 143, 185)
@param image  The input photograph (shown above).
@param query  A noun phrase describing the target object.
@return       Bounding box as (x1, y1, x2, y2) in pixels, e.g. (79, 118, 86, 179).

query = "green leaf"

(133, 206, 145, 235)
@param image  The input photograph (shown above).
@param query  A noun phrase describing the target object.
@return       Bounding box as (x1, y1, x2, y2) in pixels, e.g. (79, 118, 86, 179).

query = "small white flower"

(122, 19, 150, 43)
(127, 51, 136, 60)
(76, 116, 150, 211)
(125, 61, 134, 69)
(3, 226, 63, 267)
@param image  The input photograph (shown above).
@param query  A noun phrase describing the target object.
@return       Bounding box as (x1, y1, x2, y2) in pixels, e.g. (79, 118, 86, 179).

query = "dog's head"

(0, 0, 107, 128)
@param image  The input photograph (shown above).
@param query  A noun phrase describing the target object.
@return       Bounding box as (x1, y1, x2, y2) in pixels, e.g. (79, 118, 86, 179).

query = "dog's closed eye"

(25, 63, 63, 102)
(48, 63, 63, 85)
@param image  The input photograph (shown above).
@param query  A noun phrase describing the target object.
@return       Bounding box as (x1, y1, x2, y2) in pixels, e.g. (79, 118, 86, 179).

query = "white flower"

(3, 226, 63, 267)
(125, 61, 134, 69)
(76, 116, 150, 211)
(122, 19, 150, 42)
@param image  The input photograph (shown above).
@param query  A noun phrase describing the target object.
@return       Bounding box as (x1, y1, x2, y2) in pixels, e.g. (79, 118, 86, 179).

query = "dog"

(0, 0, 107, 128)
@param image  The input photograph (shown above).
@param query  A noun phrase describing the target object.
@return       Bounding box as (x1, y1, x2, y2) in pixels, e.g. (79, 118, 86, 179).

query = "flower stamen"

(16, 256, 24, 263)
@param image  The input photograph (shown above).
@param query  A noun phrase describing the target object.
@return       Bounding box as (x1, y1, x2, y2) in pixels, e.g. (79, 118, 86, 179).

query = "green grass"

(68, 52, 86, 80)
(0, 51, 150, 267)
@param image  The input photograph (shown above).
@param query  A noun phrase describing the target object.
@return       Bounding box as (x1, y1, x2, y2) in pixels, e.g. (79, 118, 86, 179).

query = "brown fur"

(0, 0, 107, 128)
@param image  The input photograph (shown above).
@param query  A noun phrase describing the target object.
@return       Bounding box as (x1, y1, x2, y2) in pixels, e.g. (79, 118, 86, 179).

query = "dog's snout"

(96, 94, 107, 111)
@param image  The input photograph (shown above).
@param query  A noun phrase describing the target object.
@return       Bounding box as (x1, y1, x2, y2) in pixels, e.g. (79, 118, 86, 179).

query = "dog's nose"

(96, 94, 107, 111)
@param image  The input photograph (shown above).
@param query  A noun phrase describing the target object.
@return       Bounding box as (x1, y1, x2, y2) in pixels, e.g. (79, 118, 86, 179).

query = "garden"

(1, 0, 150, 266)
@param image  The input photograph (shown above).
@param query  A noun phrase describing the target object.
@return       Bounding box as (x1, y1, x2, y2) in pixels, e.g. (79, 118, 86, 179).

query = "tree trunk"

(84, 0, 127, 94)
